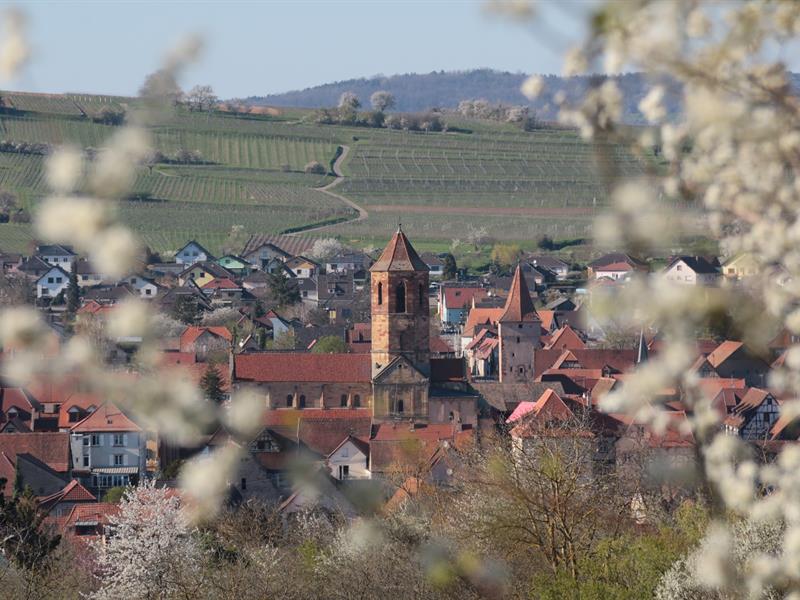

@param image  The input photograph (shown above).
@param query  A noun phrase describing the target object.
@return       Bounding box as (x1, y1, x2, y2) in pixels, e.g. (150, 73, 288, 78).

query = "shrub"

(304, 161, 326, 175)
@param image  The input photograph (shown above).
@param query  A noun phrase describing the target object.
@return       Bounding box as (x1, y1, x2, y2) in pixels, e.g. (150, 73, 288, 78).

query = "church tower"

(498, 264, 540, 382)
(370, 227, 431, 422)
(370, 226, 430, 377)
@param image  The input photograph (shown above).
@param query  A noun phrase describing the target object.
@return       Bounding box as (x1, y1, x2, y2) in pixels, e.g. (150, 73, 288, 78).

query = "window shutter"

(99, 434, 104, 446)
(123, 434, 127, 447)
(123, 454, 128, 466)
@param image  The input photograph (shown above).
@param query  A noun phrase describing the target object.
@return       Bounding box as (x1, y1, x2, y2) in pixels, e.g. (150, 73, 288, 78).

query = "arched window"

(397, 399, 404, 413)
(299, 395, 306, 408)
(340, 394, 348, 408)
(395, 282, 406, 313)
(377, 282, 383, 305)
(353, 394, 361, 408)
(419, 283, 424, 307)
(286, 394, 293, 408)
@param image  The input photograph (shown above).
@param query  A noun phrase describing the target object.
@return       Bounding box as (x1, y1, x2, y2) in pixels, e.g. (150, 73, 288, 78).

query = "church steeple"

(497, 263, 540, 382)
(499, 264, 539, 323)
(370, 227, 429, 273)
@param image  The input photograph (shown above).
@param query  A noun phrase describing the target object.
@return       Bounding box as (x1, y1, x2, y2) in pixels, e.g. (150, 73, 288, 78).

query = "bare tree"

(185, 84, 218, 112)
(370, 90, 395, 112)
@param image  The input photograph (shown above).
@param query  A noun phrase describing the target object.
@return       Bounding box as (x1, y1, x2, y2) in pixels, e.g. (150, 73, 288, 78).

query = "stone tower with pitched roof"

(498, 264, 541, 382)
(370, 227, 431, 421)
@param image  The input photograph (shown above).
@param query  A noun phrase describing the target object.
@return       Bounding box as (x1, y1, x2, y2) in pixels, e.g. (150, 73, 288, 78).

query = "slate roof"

(471, 381, 566, 414)
(667, 256, 720, 275)
(261, 408, 372, 457)
(588, 253, 646, 269)
(234, 353, 371, 383)
(370, 227, 428, 272)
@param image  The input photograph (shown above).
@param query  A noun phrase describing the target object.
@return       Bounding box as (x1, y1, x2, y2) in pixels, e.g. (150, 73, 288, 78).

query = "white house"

(326, 435, 370, 480)
(663, 256, 720, 286)
(36, 266, 71, 299)
(175, 240, 214, 266)
(421, 253, 445, 278)
(36, 244, 77, 272)
(243, 243, 291, 270)
(123, 275, 160, 299)
(69, 402, 146, 491)
(285, 256, 319, 279)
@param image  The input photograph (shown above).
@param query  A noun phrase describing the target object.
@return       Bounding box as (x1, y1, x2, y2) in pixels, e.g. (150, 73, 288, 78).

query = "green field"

(0, 90, 653, 255)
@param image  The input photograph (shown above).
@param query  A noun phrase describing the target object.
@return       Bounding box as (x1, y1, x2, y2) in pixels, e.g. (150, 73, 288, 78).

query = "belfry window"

(397, 399, 404, 413)
(396, 282, 406, 313)
(377, 282, 383, 305)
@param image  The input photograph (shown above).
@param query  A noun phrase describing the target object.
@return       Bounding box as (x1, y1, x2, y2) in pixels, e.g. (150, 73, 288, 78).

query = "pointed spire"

(370, 229, 428, 272)
(636, 328, 649, 364)
(499, 264, 539, 322)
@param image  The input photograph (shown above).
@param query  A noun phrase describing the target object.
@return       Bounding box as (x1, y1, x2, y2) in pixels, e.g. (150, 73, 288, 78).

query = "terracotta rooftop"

(370, 227, 428, 272)
(180, 326, 233, 346)
(235, 353, 371, 383)
(0, 432, 70, 472)
(498, 264, 539, 323)
(70, 402, 142, 433)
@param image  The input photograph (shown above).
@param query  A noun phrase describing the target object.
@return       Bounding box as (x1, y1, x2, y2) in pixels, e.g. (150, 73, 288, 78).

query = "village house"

(663, 256, 720, 286)
(36, 244, 77, 272)
(587, 253, 648, 280)
(215, 254, 253, 276)
(420, 252, 444, 278)
(75, 259, 106, 287)
(36, 265, 70, 300)
(69, 403, 147, 492)
(722, 253, 760, 280)
(285, 255, 319, 279)
(177, 261, 235, 287)
(528, 255, 570, 280)
(243, 242, 291, 270)
(438, 285, 489, 326)
(325, 251, 370, 274)
(175, 240, 214, 266)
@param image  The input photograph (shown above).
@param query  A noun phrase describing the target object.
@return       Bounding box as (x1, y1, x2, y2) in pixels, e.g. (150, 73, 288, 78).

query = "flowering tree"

(91, 482, 204, 600)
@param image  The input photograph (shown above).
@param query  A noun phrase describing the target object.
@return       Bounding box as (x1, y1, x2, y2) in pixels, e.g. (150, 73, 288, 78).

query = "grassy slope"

(0, 90, 656, 258)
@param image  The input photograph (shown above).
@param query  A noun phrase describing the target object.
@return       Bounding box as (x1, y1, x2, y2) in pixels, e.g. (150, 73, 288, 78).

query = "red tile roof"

(39, 479, 96, 508)
(70, 402, 142, 433)
(533, 349, 636, 378)
(369, 423, 474, 472)
(707, 341, 743, 368)
(499, 264, 539, 323)
(544, 325, 586, 350)
(57, 393, 101, 429)
(506, 388, 572, 424)
(180, 326, 233, 346)
(0, 432, 70, 472)
(370, 228, 428, 272)
(261, 408, 372, 456)
(235, 353, 371, 383)
(463, 307, 503, 337)
(443, 287, 489, 311)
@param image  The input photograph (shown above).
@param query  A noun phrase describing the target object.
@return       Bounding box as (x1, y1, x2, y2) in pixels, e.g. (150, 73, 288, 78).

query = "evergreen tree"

(0, 478, 61, 570)
(253, 300, 266, 319)
(171, 294, 201, 324)
(267, 271, 300, 306)
(200, 364, 226, 403)
(442, 253, 458, 280)
(66, 268, 80, 314)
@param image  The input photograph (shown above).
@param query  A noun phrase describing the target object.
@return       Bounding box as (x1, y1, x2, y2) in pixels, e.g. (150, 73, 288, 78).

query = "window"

(81, 275, 88, 281)
(677, 264, 683, 271)
(145, 289, 152, 296)
(519, 366, 524, 374)
(377, 282, 383, 305)
(113, 434, 124, 447)
(396, 282, 406, 313)
(341, 446, 350, 458)
(241, 478, 247, 490)
(397, 399, 404, 413)
(340, 394, 348, 408)
(516, 336, 520, 343)
(82, 436, 90, 446)
(91, 434, 101, 446)
(353, 394, 361, 408)
(113, 454, 124, 466)
(338, 465, 350, 480)
(299, 394, 306, 408)
(286, 394, 293, 407)
(82, 456, 89, 467)
(47, 277, 54, 284)
(55, 277, 62, 283)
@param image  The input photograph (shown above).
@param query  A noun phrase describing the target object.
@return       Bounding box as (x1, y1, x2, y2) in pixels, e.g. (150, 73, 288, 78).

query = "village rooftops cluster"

(0, 232, 797, 534)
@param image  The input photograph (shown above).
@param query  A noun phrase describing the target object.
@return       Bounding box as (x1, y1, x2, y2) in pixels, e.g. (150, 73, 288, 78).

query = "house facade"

(175, 241, 213, 266)
(36, 266, 70, 299)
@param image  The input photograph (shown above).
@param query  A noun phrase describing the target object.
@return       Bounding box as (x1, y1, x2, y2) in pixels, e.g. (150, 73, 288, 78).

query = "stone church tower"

(498, 264, 540, 382)
(370, 227, 431, 421)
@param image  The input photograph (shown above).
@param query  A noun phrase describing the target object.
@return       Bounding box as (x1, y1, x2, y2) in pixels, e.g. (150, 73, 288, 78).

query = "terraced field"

(0, 90, 657, 254)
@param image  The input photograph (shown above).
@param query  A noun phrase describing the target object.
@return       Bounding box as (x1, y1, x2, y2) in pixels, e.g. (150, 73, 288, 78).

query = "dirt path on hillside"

(368, 204, 595, 217)
(287, 144, 369, 236)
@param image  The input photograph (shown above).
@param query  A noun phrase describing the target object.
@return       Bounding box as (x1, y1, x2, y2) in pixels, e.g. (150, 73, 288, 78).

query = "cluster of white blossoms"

(520, 0, 800, 595)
